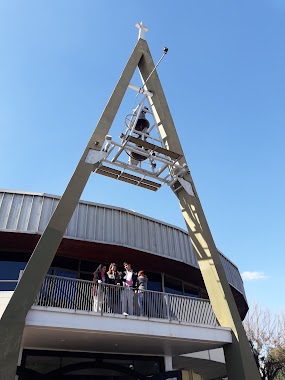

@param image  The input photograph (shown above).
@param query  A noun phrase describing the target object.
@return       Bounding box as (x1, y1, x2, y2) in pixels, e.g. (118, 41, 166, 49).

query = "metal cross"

(135, 21, 148, 40)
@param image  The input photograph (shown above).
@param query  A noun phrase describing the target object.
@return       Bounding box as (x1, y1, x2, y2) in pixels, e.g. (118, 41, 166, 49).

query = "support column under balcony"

(164, 355, 173, 372)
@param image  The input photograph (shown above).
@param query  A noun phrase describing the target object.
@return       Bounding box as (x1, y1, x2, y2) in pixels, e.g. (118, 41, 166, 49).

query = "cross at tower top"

(135, 21, 148, 40)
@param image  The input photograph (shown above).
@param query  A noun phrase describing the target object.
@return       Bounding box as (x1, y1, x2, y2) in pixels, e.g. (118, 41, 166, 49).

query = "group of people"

(93, 261, 148, 316)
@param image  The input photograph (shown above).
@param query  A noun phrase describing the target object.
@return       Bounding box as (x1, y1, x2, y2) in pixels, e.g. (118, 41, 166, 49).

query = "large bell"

(134, 115, 150, 132)
(130, 110, 150, 162)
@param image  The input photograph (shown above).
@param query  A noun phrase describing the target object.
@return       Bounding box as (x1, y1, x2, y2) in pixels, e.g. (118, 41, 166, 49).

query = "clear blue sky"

(1, 1, 284, 312)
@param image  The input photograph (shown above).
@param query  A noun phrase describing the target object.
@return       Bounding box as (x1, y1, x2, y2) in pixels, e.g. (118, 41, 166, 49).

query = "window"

(53, 269, 78, 279)
(79, 272, 93, 281)
(80, 259, 99, 273)
(146, 272, 162, 292)
(164, 275, 183, 295)
(0, 261, 27, 290)
(25, 355, 61, 374)
(51, 256, 79, 271)
(22, 350, 163, 379)
(200, 289, 209, 299)
(183, 284, 199, 298)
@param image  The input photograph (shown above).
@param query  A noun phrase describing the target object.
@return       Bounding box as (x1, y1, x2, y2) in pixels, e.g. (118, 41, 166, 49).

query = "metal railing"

(33, 275, 218, 326)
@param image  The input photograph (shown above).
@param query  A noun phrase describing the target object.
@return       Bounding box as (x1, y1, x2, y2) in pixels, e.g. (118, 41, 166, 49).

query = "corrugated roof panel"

(77, 203, 87, 239)
(38, 196, 55, 232)
(103, 208, 113, 243)
(154, 221, 163, 256)
(85, 203, 95, 241)
(6, 193, 23, 230)
(0, 192, 12, 229)
(94, 206, 104, 242)
(112, 208, 120, 244)
(141, 217, 150, 252)
(119, 210, 128, 246)
(135, 215, 144, 249)
(27, 195, 44, 231)
(67, 204, 79, 237)
(126, 213, 136, 248)
(17, 194, 34, 231)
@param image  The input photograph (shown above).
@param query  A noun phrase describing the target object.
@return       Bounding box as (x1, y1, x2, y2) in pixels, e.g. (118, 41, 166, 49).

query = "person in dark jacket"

(93, 264, 109, 312)
(107, 263, 122, 313)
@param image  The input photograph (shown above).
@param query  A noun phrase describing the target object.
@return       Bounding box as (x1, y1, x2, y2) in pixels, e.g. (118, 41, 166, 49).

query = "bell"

(130, 110, 150, 162)
(134, 112, 150, 132)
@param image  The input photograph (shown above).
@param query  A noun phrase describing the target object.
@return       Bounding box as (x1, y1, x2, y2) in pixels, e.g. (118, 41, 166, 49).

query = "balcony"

(5, 274, 231, 358)
(34, 275, 218, 326)
(0, 275, 232, 378)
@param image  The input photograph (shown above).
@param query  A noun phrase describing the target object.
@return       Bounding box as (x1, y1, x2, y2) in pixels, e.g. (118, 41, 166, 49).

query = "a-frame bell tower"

(0, 23, 261, 380)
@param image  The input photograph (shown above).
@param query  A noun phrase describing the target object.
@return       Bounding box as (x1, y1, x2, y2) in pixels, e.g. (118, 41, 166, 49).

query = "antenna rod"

(137, 47, 168, 95)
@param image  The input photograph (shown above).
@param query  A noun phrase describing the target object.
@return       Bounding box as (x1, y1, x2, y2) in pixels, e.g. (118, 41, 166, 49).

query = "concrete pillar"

(138, 38, 261, 380)
(164, 355, 173, 372)
(182, 370, 191, 380)
(15, 341, 23, 380)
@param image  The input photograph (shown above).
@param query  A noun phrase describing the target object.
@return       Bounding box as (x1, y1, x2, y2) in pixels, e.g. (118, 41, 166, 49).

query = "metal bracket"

(85, 149, 108, 164)
(172, 177, 195, 197)
(128, 83, 153, 97)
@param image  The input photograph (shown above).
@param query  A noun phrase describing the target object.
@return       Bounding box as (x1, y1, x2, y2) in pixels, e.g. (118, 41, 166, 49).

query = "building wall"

(0, 291, 13, 318)
(0, 189, 246, 298)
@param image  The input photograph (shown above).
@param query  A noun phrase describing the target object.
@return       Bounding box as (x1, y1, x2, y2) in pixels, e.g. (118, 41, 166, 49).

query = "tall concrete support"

(0, 39, 144, 380)
(137, 40, 261, 379)
(0, 32, 261, 380)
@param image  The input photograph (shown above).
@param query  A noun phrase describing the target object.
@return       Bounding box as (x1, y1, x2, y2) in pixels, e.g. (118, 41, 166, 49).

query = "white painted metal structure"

(0, 189, 246, 298)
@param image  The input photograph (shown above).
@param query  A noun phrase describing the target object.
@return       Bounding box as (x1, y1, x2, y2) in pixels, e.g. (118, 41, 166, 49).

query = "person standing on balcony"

(135, 270, 148, 317)
(121, 262, 137, 316)
(93, 264, 109, 312)
(107, 263, 122, 313)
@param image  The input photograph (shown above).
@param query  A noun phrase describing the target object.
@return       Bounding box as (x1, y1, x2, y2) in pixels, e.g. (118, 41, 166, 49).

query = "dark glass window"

(146, 272, 162, 292)
(134, 359, 160, 375)
(80, 260, 99, 273)
(51, 256, 79, 272)
(25, 355, 61, 374)
(22, 350, 162, 379)
(164, 275, 182, 295)
(53, 269, 78, 279)
(61, 356, 94, 366)
(0, 261, 27, 290)
(79, 272, 94, 281)
(200, 289, 209, 299)
(104, 358, 133, 366)
(183, 284, 199, 298)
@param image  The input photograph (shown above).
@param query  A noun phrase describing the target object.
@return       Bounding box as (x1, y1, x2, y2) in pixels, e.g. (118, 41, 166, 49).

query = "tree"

(243, 303, 285, 380)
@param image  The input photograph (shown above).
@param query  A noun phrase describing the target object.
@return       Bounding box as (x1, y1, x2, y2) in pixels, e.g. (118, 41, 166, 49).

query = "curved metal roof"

(0, 189, 246, 299)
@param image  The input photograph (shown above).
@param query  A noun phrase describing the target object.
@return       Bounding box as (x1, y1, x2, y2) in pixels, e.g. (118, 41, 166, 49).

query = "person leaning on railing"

(93, 264, 109, 312)
(135, 270, 148, 317)
(107, 263, 122, 314)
